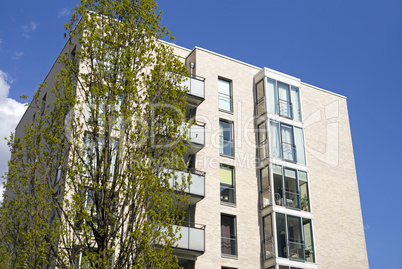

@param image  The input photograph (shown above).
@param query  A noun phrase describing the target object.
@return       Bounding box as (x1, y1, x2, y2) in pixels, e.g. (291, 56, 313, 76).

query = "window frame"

(221, 214, 237, 257)
(219, 119, 234, 157)
(272, 165, 310, 212)
(258, 121, 268, 160)
(218, 78, 233, 113)
(269, 120, 306, 165)
(275, 212, 315, 263)
(266, 77, 302, 121)
(220, 164, 236, 205)
(255, 79, 265, 116)
(263, 214, 274, 260)
(260, 165, 271, 208)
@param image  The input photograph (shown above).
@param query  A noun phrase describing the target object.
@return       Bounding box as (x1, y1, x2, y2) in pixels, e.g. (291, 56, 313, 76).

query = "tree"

(0, 0, 192, 268)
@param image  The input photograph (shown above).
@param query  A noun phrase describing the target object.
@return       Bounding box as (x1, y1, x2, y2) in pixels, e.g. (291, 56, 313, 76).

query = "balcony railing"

(281, 142, 297, 163)
(284, 189, 300, 209)
(278, 99, 293, 119)
(288, 239, 305, 260)
(168, 169, 205, 202)
(174, 221, 205, 253)
(181, 75, 205, 106)
(221, 235, 237, 256)
(263, 237, 274, 260)
(179, 122, 206, 155)
(189, 122, 205, 146)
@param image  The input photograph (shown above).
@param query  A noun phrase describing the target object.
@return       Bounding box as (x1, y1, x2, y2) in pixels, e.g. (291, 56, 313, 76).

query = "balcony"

(187, 122, 205, 155)
(181, 75, 205, 106)
(169, 169, 205, 204)
(174, 222, 205, 254)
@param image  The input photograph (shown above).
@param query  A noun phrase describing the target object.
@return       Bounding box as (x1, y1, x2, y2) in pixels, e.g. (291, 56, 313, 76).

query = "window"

(287, 215, 304, 260)
(255, 79, 265, 116)
(299, 171, 310, 212)
(84, 133, 119, 180)
(41, 93, 47, 115)
(219, 120, 234, 156)
(276, 213, 287, 258)
(221, 215, 237, 256)
(270, 120, 306, 165)
(71, 47, 77, 63)
(220, 165, 235, 204)
(260, 166, 270, 208)
(266, 78, 302, 121)
(55, 165, 62, 184)
(303, 218, 315, 262)
(283, 168, 299, 209)
(263, 214, 274, 259)
(218, 78, 232, 112)
(281, 124, 296, 162)
(273, 165, 310, 212)
(258, 122, 268, 159)
(276, 213, 315, 262)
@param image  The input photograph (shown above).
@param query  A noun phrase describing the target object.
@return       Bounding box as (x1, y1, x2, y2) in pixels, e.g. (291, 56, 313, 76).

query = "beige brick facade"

(170, 44, 368, 269)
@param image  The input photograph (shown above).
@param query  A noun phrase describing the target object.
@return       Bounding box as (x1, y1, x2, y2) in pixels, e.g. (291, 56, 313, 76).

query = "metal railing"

(168, 169, 205, 197)
(220, 185, 235, 204)
(288, 239, 305, 260)
(281, 142, 297, 163)
(278, 99, 293, 118)
(180, 75, 205, 99)
(284, 189, 300, 209)
(189, 122, 206, 146)
(220, 139, 234, 156)
(263, 237, 275, 260)
(256, 99, 266, 116)
(221, 235, 237, 256)
(174, 221, 205, 252)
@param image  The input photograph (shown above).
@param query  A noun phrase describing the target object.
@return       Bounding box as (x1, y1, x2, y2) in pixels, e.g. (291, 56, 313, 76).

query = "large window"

(258, 122, 268, 159)
(303, 218, 315, 262)
(299, 171, 310, 212)
(219, 78, 232, 112)
(263, 214, 274, 260)
(221, 215, 237, 256)
(266, 78, 302, 121)
(276, 213, 315, 262)
(255, 79, 265, 116)
(220, 165, 235, 204)
(281, 124, 296, 162)
(260, 166, 270, 208)
(273, 165, 310, 212)
(270, 120, 306, 165)
(287, 215, 304, 260)
(219, 120, 234, 156)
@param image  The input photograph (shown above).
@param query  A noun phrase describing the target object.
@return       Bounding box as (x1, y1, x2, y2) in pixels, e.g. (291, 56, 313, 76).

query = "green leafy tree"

(0, 0, 192, 268)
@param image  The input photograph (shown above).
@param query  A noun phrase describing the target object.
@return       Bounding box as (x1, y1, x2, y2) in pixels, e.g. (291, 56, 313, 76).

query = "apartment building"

(168, 44, 369, 269)
(13, 39, 368, 269)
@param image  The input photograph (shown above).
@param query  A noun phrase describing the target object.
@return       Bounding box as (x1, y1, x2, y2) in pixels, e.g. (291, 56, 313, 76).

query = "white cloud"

(13, 51, 24, 59)
(0, 70, 26, 200)
(21, 21, 40, 39)
(58, 8, 71, 18)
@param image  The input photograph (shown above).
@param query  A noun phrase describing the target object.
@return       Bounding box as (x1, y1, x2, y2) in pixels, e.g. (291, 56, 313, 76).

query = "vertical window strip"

(218, 79, 232, 112)
(219, 120, 234, 156)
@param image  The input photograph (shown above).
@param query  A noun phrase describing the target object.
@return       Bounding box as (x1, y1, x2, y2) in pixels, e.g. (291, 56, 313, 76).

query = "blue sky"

(0, 0, 401, 268)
